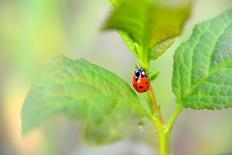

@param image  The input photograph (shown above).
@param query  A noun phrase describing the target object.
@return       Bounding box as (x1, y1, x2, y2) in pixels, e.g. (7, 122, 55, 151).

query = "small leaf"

(172, 9, 232, 110)
(103, 0, 191, 56)
(150, 72, 160, 82)
(21, 56, 145, 144)
(149, 38, 175, 60)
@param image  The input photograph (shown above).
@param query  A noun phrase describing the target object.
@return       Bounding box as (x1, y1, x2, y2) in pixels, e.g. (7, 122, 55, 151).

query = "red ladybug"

(132, 68, 150, 93)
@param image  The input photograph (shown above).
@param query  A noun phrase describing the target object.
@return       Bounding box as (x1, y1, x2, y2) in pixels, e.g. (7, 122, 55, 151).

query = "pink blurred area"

(0, 0, 232, 155)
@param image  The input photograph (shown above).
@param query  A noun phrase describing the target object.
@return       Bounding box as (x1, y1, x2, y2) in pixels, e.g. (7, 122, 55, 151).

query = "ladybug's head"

(135, 68, 146, 77)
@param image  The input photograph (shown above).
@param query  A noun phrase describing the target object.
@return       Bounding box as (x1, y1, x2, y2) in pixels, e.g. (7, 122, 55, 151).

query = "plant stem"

(147, 83, 184, 155)
(148, 82, 164, 124)
(147, 83, 170, 155)
(167, 104, 183, 131)
(158, 128, 171, 155)
(140, 48, 182, 155)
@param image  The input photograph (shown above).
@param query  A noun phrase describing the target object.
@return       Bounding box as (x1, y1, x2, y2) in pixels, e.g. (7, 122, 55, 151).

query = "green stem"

(159, 128, 171, 155)
(167, 104, 183, 131)
(140, 48, 183, 155)
(157, 104, 183, 155)
(146, 86, 183, 155)
(147, 84, 164, 124)
(135, 44, 149, 70)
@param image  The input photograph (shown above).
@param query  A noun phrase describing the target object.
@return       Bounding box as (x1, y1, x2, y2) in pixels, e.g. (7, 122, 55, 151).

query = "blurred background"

(0, 0, 232, 155)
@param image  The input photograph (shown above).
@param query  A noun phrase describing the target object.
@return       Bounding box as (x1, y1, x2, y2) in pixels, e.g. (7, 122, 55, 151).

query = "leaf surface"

(22, 56, 144, 144)
(172, 9, 232, 109)
(104, 0, 190, 59)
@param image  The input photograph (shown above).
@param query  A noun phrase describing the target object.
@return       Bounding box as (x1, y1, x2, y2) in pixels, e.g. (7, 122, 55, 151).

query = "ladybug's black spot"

(135, 77, 139, 81)
(145, 82, 148, 84)
(139, 86, 143, 89)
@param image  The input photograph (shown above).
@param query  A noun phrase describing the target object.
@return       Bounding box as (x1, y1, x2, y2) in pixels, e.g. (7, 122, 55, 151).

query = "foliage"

(22, 56, 144, 144)
(173, 9, 232, 109)
(103, 0, 191, 62)
(21, 0, 232, 154)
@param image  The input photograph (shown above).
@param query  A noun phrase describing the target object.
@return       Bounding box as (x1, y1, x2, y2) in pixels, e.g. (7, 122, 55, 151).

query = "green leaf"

(172, 9, 232, 110)
(150, 72, 160, 82)
(108, 0, 122, 7)
(103, 0, 190, 57)
(149, 38, 175, 60)
(108, 0, 138, 55)
(118, 30, 137, 55)
(22, 56, 145, 144)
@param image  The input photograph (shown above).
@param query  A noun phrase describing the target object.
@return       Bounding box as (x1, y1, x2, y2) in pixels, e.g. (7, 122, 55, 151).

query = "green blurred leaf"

(119, 31, 137, 55)
(149, 38, 175, 60)
(108, 0, 122, 7)
(172, 9, 232, 110)
(150, 72, 160, 82)
(104, 0, 190, 58)
(108, 0, 138, 55)
(22, 56, 145, 144)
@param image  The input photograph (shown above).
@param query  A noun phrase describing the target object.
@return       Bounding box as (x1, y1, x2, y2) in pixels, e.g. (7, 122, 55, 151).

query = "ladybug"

(132, 68, 150, 93)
